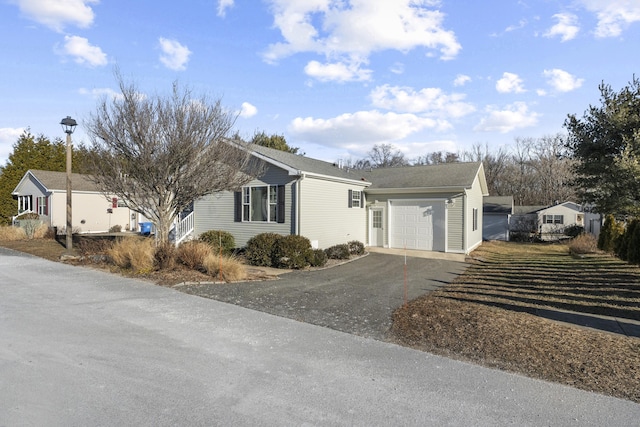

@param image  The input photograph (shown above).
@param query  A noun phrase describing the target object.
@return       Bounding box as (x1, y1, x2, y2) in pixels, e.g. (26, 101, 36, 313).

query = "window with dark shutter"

(234, 191, 242, 222)
(277, 185, 285, 223)
(348, 189, 353, 208)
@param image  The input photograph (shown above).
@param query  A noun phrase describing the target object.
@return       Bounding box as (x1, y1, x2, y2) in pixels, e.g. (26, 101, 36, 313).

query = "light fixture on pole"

(61, 116, 77, 253)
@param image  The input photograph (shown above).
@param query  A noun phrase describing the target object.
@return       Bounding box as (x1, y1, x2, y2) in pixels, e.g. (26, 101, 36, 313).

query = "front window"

(372, 210, 382, 229)
(543, 215, 563, 224)
(472, 208, 478, 231)
(351, 190, 361, 208)
(37, 196, 47, 215)
(18, 195, 32, 213)
(242, 185, 278, 222)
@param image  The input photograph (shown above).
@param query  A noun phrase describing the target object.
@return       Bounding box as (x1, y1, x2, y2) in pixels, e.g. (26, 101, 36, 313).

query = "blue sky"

(1, 0, 639, 166)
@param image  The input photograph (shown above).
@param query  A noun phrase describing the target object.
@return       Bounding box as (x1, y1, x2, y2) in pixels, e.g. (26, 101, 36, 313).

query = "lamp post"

(61, 116, 77, 253)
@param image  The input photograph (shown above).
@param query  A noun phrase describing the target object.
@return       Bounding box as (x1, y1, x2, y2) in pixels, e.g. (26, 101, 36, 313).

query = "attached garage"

(389, 200, 446, 251)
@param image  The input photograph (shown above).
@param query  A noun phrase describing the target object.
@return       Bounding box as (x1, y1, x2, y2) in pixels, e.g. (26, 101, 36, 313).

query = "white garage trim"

(388, 199, 447, 251)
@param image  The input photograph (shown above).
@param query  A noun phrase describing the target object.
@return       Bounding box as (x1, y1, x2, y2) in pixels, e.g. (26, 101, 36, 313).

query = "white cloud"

(158, 37, 192, 71)
(390, 62, 405, 75)
(453, 74, 471, 87)
(78, 87, 122, 100)
(369, 84, 475, 119)
(263, 0, 461, 81)
(474, 102, 540, 133)
(59, 35, 108, 67)
(496, 72, 526, 94)
(289, 110, 447, 147)
(579, 0, 640, 37)
(0, 127, 26, 166)
(304, 60, 372, 82)
(239, 102, 258, 118)
(15, 0, 97, 32)
(543, 69, 584, 92)
(217, 0, 234, 17)
(544, 13, 580, 41)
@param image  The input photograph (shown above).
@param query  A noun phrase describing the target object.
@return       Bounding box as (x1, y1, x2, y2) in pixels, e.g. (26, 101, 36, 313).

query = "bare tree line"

(346, 134, 576, 206)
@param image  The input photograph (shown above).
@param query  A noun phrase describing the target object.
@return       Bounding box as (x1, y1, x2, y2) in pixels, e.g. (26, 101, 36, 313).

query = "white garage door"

(390, 201, 445, 251)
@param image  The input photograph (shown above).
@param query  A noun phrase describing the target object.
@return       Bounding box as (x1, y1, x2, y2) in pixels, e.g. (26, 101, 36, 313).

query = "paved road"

(1, 247, 639, 426)
(181, 252, 468, 340)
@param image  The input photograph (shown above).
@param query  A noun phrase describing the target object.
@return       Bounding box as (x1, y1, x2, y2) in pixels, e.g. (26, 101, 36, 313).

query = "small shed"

(483, 196, 513, 241)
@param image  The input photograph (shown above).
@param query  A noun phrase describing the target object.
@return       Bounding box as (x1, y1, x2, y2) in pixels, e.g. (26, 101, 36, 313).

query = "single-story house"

(483, 196, 514, 241)
(12, 169, 138, 233)
(190, 145, 488, 254)
(509, 201, 601, 240)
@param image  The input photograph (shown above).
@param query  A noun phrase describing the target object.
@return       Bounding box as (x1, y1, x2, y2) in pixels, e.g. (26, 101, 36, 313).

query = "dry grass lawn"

(391, 241, 640, 403)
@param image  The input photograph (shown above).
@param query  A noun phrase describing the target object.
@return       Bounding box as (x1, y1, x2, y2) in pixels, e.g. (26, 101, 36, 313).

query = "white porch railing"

(173, 211, 194, 246)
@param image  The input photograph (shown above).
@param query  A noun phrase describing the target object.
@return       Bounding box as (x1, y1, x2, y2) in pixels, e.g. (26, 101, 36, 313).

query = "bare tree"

(461, 143, 509, 196)
(84, 74, 260, 244)
(530, 134, 576, 205)
(368, 143, 408, 168)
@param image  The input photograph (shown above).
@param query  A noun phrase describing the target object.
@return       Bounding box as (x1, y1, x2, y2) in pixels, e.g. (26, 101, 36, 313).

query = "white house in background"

(483, 196, 514, 241)
(537, 201, 601, 239)
(12, 169, 138, 233)
(189, 145, 488, 254)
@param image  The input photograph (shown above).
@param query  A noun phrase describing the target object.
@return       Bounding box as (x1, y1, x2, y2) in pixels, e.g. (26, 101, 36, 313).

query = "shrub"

(598, 214, 624, 252)
(109, 224, 122, 233)
(325, 244, 350, 260)
(199, 230, 235, 256)
(107, 237, 155, 273)
(15, 212, 39, 220)
(563, 225, 584, 238)
(245, 233, 283, 267)
(203, 254, 247, 282)
(568, 234, 598, 255)
(155, 242, 176, 270)
(176, 241, 212, 271)
(347, 240, 365, 256)
(616, 219, 639, 261)
(272, 235, 313, 269)
(309, 248, 328, 267)
(0, 225, 26, 241)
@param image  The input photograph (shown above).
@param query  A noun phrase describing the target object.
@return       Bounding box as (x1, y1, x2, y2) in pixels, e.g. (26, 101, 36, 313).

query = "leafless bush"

(568, 234, 599, 255)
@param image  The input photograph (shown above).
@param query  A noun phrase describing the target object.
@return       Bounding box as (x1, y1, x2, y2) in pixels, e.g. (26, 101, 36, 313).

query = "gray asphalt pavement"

(181, 252, 468, 340)
(1, 247, 639, 426)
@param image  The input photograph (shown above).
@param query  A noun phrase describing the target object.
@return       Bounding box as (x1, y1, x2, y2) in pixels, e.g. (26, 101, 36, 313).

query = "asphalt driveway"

(180, 252, 468, 340)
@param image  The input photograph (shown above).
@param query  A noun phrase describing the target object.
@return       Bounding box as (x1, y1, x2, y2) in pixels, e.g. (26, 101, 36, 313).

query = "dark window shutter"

(45, 197, 49, 215)
(277, 185, 285, 223)
(348, 189, 353, 208)
(234, 191, 242, 222)
(361, 191, 364, 208)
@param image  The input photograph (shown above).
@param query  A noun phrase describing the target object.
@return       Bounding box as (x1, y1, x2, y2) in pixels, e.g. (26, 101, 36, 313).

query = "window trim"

(36, 196, 48, 216)
(472, 207, 478, 231)
(237, 185, 284, 223)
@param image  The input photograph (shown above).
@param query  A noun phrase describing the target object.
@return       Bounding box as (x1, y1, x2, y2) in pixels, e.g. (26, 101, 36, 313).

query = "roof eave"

(365, 185, 470, 194)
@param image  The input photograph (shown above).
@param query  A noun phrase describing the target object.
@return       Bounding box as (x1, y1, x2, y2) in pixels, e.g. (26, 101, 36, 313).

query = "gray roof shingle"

(360, 162, 482, 190)
(28, 169, 101, 192)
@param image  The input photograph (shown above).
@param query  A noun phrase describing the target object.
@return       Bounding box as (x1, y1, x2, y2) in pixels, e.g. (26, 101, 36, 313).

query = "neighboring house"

(191, 145, 488, 254)
(12, 169, 137, 233)
(509, 201, 601, 240)
(537, 201, 601, 239)
(483, 196, 514, 241)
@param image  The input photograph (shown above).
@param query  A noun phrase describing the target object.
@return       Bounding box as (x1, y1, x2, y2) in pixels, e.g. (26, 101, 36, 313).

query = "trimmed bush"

(563, 225, 584, 238)
(245, 233, 283, 267)
(309, 248, 328, 267)
(109, 224, 122, 233)
(107, 237, 155, 273)
(199, 230, 236, 256)
(203, 254, 247, 282)
(176, 241, 213, 271)
(325, 243, 350, 260)
(347, 240, 365, 256)
(272, 235, 313, 269)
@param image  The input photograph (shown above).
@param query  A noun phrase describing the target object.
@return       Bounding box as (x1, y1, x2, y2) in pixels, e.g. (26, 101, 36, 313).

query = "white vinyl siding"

(447, 197, 464, 252)
(465, 175, 485, 252)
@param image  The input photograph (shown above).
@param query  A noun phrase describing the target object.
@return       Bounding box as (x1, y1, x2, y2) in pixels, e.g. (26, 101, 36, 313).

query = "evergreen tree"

(250, 131, 300, 154)
(0, 131, 83, 225)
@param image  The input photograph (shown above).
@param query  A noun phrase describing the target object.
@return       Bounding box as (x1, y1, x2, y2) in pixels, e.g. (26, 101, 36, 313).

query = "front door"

(370, 208, 384, 247)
